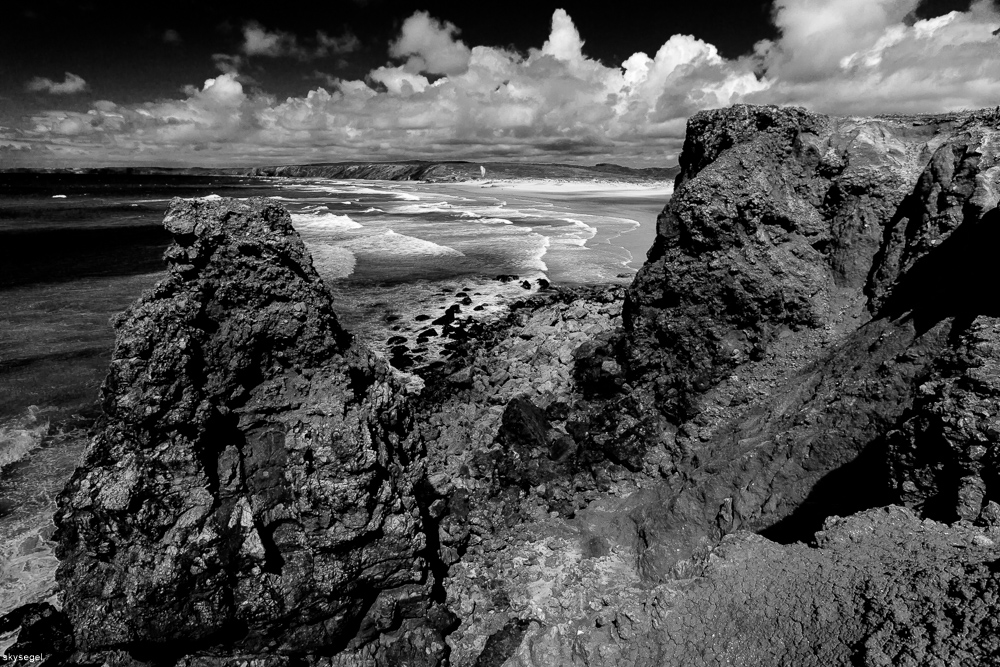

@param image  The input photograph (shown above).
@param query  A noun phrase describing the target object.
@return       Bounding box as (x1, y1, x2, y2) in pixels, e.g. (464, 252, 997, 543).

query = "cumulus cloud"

(751, 0, 1000, 113)
(26, 72, 88, 95)
(540, 9, 586, 65)
(12, 5, 1000, 167)
(389, 11, 471, 75)
(762, 0, 916, 80)
(235, 23, 360, 62)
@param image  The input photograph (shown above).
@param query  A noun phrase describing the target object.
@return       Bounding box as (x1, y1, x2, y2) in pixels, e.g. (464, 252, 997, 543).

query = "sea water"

(0, 172, 665, 616)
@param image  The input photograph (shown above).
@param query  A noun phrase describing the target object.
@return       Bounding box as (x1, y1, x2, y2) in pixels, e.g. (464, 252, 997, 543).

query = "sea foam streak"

(341, 231, 464, 257)
(391, 202, 454, 215)
(291, 212, 363, 230)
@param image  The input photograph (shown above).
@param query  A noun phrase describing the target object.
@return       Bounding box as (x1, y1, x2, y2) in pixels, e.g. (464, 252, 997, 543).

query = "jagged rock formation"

(48, 198, 450, 664)
(614, 105, 1000, 557)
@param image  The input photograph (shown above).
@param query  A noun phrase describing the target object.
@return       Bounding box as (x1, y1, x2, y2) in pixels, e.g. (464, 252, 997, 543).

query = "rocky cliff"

(6, 105, 1000, 666)
(32, 199, 452, 665)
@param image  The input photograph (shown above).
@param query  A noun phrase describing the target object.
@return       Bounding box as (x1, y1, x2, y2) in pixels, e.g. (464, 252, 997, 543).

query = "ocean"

(0, 171, 667, 616)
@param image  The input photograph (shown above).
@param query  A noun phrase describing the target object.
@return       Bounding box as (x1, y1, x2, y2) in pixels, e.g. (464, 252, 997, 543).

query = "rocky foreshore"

(5, 104, 1000, 665)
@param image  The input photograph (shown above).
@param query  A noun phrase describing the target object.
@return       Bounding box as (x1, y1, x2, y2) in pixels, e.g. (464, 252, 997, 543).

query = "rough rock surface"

(613, 105, 1000, 553)
(506, 507, 1000, 667)
(626, 105, 999, 415)
(50, 198, 447, 664)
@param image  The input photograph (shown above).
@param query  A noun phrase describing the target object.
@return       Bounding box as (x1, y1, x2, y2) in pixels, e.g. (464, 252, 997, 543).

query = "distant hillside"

(226, 160, 680, 183)
(2, 161, 680, 183)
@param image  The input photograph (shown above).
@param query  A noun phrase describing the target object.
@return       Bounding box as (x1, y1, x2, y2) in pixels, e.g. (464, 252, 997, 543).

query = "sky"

(1, 0, 998, 168)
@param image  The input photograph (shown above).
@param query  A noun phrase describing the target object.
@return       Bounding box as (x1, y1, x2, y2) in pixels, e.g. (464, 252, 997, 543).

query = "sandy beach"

(443, 178, 674, 270)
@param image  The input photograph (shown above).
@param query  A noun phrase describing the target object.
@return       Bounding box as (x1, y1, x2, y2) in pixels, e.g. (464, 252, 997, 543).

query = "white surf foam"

(0, 407, 49, 469)
(392, 202, 454, 215)
(559, 217, 598, 246)
(392, 191, 422, 201)
(305, 243, 357, 279)
(291, 212, 363, 231)
(51, 195, 66, 199)
(341, 230, 465, 257)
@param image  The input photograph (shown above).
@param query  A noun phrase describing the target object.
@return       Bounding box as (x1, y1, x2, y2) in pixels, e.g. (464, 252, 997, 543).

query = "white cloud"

(163, 29, 181, 44)
(369, 66, 431, 95)
(389, 11, 471, 75)
(540, 8, 586, 65)
(763, 0, 917, 80)
(26, 72, 88, 95)
(750, 0, 1000, 114)
(11, 5, 1000, 167)
(241, 22, 306, 58)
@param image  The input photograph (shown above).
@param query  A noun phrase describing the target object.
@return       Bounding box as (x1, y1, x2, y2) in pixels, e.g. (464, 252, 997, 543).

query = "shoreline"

(432, 178, 672, 271)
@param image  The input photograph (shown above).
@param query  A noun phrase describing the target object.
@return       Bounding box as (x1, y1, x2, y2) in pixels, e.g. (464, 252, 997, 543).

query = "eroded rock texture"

(506, 507, 1000, 667)
(614, 105, 1000, 558)
(52, 198, 445, 664)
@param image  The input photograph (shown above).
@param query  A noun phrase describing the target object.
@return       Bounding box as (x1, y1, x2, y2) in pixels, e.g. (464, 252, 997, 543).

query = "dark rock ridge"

(8, 105, 1000, 666)
(245, 162, 447, 181)
(47, 198, 451, 664)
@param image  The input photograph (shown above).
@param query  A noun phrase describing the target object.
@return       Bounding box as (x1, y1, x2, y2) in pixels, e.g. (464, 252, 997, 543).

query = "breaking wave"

(0, 407, 49, 469)
(291, 212, 364, 231)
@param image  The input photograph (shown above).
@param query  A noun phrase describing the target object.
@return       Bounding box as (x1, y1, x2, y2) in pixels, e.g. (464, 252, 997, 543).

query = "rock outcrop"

(48, 198, 449, 665)
(613, 105, 1000, 555)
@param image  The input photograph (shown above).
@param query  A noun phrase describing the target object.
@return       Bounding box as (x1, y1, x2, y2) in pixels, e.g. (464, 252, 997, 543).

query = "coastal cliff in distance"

(231, 161, 679, 182)
(5, 105, 1000, 666)
(2, 161, 679, 184)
